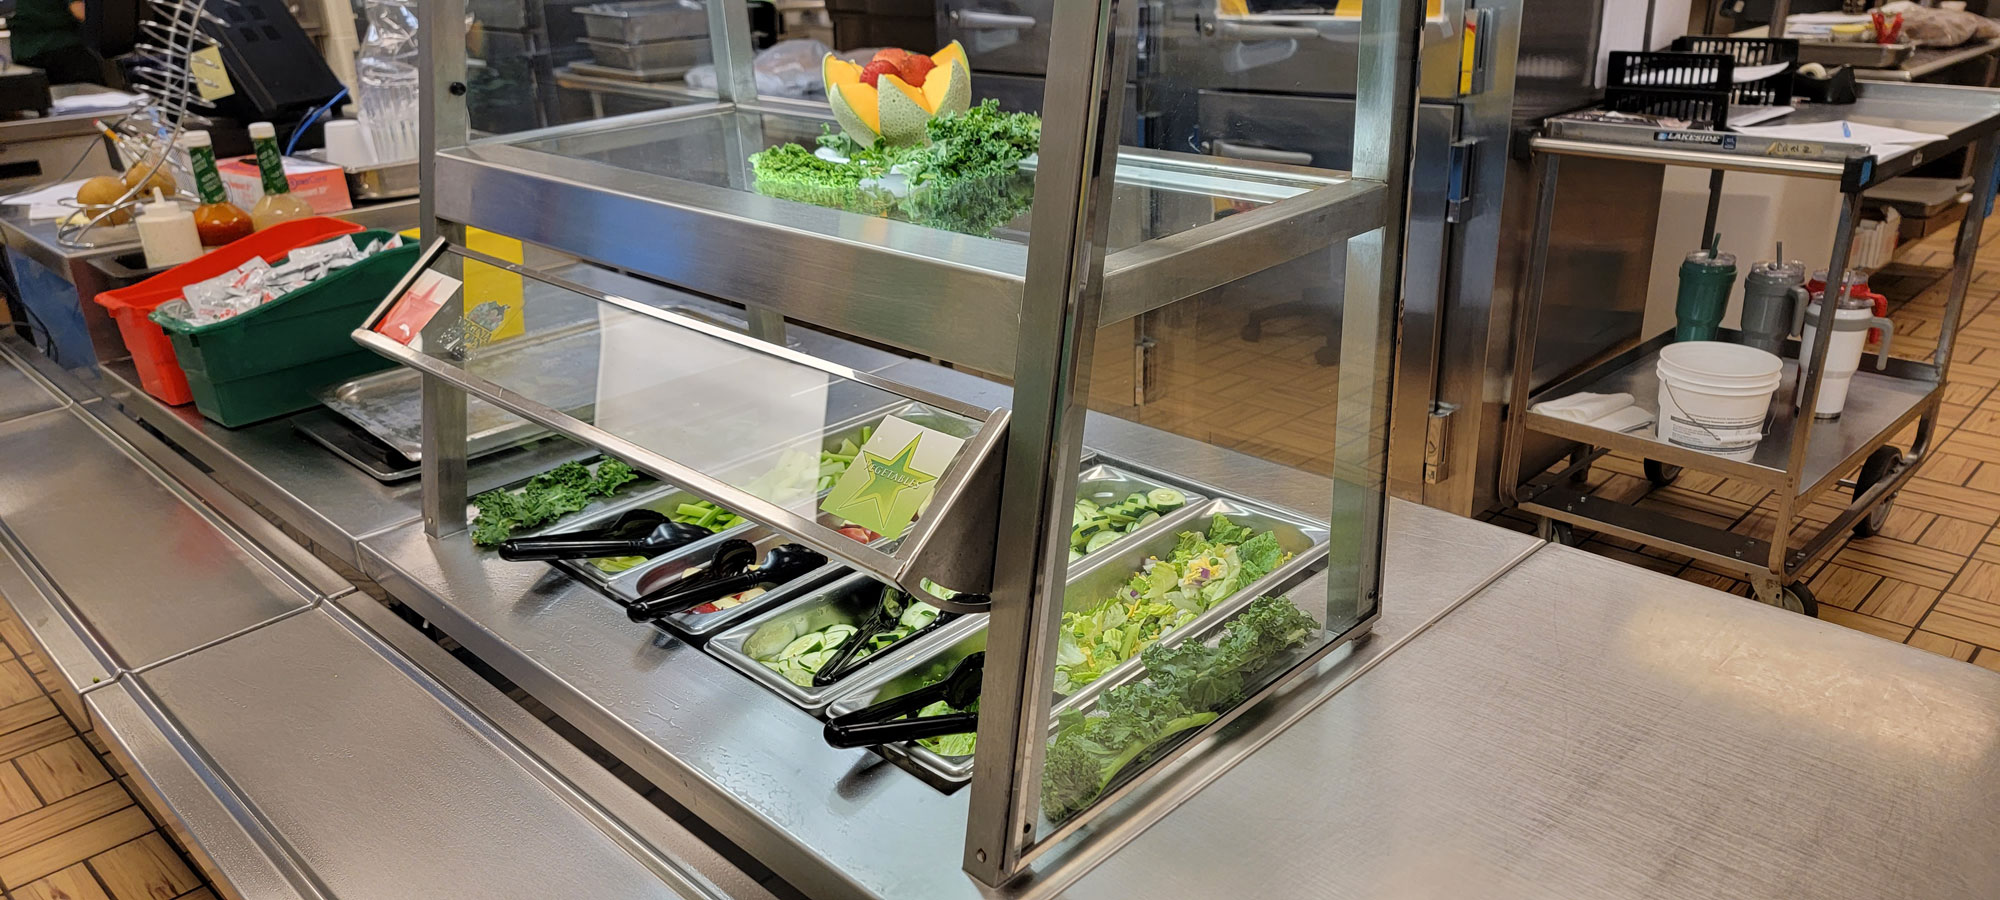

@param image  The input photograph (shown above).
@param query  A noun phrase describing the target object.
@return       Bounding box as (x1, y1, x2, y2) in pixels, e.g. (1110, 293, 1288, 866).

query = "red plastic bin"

(94, 217, 366, 405)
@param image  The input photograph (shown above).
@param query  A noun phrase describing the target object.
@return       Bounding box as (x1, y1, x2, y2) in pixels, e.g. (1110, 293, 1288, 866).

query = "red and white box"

(217, 155, 353, 215)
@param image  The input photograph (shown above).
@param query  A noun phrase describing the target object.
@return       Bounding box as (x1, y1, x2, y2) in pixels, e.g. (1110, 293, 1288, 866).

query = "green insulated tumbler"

(1675, 248, 1738, 342)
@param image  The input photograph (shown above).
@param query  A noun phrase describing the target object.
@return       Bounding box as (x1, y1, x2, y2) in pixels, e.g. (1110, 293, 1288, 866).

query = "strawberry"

(859, 58, 899, 88)
(897, 54, 935, 87)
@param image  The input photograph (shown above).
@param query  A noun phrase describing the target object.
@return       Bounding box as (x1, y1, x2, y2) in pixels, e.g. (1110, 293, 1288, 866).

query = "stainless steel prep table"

(0, 88, 133, 196)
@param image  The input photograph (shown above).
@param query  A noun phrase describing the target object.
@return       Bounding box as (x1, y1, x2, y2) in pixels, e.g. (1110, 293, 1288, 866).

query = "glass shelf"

(353, 240, 1009, 606)
(435, 101, 1389, 377)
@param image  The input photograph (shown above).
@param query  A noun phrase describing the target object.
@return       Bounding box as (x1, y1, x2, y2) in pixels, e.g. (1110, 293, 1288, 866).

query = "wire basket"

(1605, 51, 1734, 129)
(1671, 36, 1800, 106)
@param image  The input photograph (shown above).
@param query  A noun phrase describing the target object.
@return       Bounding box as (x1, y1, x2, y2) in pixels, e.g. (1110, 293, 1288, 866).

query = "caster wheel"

(1568, 462, 1594, 484)
(1644, 460, 1682, 488)
(1777, 583, 1819, 617)
(1547, 521, 1579, 547)
(1851, 446, 1903, 538)
(1314, 344, 1338, 367)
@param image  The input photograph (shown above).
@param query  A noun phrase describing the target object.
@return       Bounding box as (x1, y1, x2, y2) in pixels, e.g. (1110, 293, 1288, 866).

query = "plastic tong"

(496, 509, 711, 562)
(822, 653, 983, 748)
(811, 584, 926, 688)
(625, 541, 827, 621)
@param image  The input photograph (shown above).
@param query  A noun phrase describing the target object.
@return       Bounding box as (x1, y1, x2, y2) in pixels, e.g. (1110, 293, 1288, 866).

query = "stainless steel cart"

(1502, 81, 2000, 614)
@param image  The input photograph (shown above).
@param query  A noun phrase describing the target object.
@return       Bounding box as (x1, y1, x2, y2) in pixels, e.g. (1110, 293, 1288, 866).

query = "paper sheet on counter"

(1, 180, 88, 222)
(1733, 120, 1944, 158)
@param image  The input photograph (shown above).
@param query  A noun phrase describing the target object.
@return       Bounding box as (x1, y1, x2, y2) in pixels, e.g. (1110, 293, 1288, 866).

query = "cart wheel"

(1644, 460, 1682, 488)
(1568, 460, 1594, 484)
(1851, 446, 1904, 538)
(1546, 521, 1579, 547)
(1777, 583, 1820, 618)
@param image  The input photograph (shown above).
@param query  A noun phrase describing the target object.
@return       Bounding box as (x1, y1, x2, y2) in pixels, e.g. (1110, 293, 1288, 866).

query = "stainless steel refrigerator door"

(937, 0, 1057, 75)
(971, 72, 1146, 145)
(1157, 0, 1464, 100)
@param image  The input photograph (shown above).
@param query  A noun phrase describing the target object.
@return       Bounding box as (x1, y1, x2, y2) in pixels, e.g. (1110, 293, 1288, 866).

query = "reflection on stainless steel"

(1058, 543, 2000, 900)
(130, 607, 723, 900)
(0, 409, 318, 672)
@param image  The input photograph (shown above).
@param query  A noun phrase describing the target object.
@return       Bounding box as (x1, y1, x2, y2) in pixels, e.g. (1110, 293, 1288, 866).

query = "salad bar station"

(0, 0, 1996, 897)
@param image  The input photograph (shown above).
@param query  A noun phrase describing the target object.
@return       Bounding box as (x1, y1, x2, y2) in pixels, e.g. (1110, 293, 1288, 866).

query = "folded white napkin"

(1531, 392, 1656, 433)
(1532, 392, 1635, 423)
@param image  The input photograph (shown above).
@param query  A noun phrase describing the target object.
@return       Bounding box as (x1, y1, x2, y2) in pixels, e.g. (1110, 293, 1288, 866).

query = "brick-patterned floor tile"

(1808, 564, 1882, 611)
(13, 863, 112, 900)
(1909, 629, 1980, 661)
(1817, 606, 1914, 642)
(90, 832, 200, 900)
(16, 738, 112, 804)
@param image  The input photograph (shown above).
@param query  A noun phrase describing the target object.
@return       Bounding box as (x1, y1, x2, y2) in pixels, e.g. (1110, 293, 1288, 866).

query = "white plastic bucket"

(1656, 341, 1783, 452)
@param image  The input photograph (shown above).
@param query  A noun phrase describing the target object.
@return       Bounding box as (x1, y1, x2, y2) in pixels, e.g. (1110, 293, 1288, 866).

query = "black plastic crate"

(1605, 51, 1734, 129)
(1671, 35, 1799, 106)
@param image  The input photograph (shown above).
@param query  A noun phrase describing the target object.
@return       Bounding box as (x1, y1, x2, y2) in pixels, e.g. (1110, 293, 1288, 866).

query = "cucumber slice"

(1136, 511, 1161, 526)
(1147, 488, 1186, 508)
(1085, 531, 1120, 553)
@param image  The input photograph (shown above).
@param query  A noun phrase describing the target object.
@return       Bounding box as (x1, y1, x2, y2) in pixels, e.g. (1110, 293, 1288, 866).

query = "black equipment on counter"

(625, 542, 828, 621)
(498, 510, 712, 562)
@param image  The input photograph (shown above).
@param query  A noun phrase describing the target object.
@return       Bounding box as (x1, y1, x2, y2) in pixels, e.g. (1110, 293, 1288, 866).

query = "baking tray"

(580, 36, 708, 72)
(707, 570, 971, 712)
(578, 0, 709, 43)
(319, 322, 602, 461)
(1797, 40, 1914, 70)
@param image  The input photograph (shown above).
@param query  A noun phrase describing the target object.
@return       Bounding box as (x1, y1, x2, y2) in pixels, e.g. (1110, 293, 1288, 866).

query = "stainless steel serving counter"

(1062, 541, 2000, 900)
(3, 298, 1996, 900)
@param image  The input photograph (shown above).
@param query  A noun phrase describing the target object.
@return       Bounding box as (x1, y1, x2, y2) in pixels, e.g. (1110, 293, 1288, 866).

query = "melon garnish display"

(823, 42, 973, 148)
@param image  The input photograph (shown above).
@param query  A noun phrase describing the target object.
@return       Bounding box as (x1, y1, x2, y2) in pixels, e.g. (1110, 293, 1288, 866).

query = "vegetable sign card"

(820, 416, 964, 542)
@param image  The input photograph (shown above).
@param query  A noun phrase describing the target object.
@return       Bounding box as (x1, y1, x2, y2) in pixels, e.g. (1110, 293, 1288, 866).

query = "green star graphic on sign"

(841, 436, 937, 523)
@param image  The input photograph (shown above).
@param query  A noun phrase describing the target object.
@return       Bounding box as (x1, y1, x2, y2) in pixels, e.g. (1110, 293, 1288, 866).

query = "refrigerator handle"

(950, 9, 1038, 29)
(1203, 140, 1315, 166)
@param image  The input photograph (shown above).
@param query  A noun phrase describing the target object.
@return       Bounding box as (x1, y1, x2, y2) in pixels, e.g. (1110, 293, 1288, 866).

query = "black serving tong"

(814, 584, 909, 687)
(823, 653, 983, 749)
(626, 542, 826, 621)
(497, 509, 711, 562)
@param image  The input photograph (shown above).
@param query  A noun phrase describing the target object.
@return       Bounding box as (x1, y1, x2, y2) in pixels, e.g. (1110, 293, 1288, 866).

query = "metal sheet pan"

(578, 0, 709, 42)
(1070, 455, 1207, 563)
(318, 322, 603, 460)
(580, 37, 707, 72)
(707, 570, 971, 712)
(822, 622, 989, 788)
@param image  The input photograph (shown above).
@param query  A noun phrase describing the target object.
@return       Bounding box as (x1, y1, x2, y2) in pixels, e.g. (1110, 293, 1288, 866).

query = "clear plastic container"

(357, 0, 421, 163)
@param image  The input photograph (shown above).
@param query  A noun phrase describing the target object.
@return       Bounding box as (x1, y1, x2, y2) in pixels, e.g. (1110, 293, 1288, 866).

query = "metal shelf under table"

(1524, 333, 1940, 503)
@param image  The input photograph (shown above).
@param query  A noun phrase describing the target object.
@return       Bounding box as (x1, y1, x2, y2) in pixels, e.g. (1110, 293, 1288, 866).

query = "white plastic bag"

(684, 39, 834, 97)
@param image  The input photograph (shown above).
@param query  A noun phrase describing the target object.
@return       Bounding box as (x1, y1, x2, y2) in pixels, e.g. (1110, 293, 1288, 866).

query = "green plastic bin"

(150, 230, 420, 427)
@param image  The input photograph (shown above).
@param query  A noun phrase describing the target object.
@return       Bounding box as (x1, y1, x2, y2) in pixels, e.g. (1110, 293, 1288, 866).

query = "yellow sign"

(190, 46, 235, 102)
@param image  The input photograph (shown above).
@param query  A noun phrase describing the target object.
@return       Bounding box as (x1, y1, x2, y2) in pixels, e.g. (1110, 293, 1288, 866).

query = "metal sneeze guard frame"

(402, 0, 1421, 886)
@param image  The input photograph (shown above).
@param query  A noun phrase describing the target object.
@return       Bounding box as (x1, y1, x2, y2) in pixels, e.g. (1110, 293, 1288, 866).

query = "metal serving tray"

(319, 322, 603, 460)
(817, 494, 1328, 786)
(707, 570, 970, 712)
(547, 483, 755, 595)
(1071, 455, 1207, 563)
(822, 622, 989, 789)
(580, 36, 707, 72)
(578, 0, 709, 42)
(470, 458, 668, 542)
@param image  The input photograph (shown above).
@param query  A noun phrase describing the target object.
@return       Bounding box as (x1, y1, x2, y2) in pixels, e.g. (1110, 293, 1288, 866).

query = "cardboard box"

(217, 155, 353, 215)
